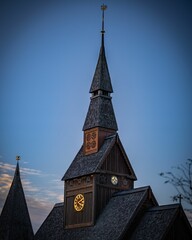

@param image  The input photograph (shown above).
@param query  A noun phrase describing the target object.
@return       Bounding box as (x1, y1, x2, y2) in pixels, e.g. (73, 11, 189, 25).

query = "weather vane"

(101, 4, 107, 34)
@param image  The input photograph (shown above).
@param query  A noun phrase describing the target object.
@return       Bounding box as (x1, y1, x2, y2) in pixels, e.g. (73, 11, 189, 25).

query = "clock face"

(74, 194, 85, 212)
(111, 175, 118, 185)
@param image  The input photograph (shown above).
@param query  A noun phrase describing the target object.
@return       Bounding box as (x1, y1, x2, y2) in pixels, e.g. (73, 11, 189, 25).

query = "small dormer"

(91, 90, 111, 98)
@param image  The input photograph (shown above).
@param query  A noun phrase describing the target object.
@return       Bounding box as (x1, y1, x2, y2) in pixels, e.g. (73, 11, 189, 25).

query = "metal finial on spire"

(101, 4, 107, 34)
(15, 156, 20, 176)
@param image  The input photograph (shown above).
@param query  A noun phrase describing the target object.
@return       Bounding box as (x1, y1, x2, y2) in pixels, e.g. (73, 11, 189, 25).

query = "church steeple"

(83, 5, 118, 155)
(62, 6, 136, 229)
(89, 5, 113, 94)
(0, 157, 34, 240)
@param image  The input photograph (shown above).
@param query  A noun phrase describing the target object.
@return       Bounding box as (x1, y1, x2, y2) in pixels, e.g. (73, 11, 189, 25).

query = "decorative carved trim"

(95, 173, 132, 189)
(65, 176, 93, 191)
(84, 129, 98, 155)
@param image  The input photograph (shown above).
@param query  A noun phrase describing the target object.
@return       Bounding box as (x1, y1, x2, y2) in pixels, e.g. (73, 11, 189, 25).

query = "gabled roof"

(34, 187, 192, 240)
(82, 95, 118, 131)
(34, 186, 158, 240)
(0, 162, 34, 240)
(130, 204, 192, 239)
(62, 134, 136, 181)
(62, 134, 116, 180)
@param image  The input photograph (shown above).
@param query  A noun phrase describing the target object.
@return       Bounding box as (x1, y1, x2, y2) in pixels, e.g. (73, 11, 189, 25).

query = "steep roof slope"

(35, 187, 157, 240)
(130, 204, 192, 240)
(89, 38, 113, 94)
(0, 162, 34, 240)
(35, 187, 192, 240)
(83, 96, 118, 131)
(83, 16, 117, 132)
(62, 134, 136, 181)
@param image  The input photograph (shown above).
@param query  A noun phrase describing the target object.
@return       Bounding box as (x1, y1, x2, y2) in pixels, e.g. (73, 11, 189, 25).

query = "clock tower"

(62, 5, 136, 229)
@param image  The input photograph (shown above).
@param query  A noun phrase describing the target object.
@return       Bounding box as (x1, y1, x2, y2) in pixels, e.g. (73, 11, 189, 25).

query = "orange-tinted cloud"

(0, 161, 63, 233)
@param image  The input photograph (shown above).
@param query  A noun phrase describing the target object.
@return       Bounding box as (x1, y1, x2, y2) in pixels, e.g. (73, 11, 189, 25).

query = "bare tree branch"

(159, 159, 192, 205)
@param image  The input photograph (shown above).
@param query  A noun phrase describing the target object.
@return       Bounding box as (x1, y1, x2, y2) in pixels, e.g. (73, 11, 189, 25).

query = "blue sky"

(0, 0, 192, 232)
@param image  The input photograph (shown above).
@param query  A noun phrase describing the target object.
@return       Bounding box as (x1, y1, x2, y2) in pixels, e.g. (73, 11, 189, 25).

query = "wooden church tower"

(62, 5, 137, 229)
(35, 5, 192, 240)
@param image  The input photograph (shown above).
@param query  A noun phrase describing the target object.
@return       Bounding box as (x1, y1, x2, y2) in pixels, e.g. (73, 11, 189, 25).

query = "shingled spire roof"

(0, 159, 34, 240)
(83, 6, 118, 131)
(89, 33, 113, 93)
(90, 5, 113, 93)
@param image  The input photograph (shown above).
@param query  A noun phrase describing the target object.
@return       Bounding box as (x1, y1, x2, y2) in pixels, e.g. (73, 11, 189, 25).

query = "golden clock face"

(74, 194, 85, 212)
(111, 175, 118, 185)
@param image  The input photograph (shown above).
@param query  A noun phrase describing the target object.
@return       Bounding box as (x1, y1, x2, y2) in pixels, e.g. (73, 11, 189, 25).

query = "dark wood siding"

(165, 213, 192, 240)
(64, 176, 94, 228)
(65, 192, 93, 228)
(95, 185, 117, 220)
(101, 144, 132, 175)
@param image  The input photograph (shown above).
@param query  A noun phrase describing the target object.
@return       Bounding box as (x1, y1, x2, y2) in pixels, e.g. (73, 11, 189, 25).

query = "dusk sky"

(0, 0, 192, 232)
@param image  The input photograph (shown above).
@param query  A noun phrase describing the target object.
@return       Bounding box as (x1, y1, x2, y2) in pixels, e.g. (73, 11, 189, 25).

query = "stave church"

(1, 5, 192, 240)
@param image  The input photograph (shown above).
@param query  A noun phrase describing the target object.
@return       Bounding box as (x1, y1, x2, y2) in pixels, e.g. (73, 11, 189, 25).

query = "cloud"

(0, 161, 63, 233)
(26, 195, 55, 233)
(0, 173, 12, 191)
(0, 162, 42, 203)
(0, 161, 42, 176)
(0, 162, 15, 173)
(20, 167, 42, 176)
(0, 173, 12, 184)
(22, 179, 40, 192)
(0, 173, 13, 209)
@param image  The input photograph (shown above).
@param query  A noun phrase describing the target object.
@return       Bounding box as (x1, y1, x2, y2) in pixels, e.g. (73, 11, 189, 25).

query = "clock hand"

(78, 199, 84, 204)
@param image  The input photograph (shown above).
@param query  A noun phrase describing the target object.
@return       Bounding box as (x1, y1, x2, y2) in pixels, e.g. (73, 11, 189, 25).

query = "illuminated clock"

(74, 194, 85, 212)
(111, 175, 118, 185)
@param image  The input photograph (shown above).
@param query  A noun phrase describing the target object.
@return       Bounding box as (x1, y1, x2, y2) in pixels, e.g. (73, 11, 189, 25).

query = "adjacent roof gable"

(35, 187, 192, 240)
(0, 162, 34, 240)
(130, 204, 192, 240)
(92, 187, 157, 240)
(35, 186, 157, 240)
(62, 134, 136, 181)
(99, 135, 137, 179)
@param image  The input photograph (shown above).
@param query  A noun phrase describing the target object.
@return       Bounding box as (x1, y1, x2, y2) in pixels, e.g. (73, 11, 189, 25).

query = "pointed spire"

(15, 155, 20, 176)
(83, 6, 118, 131)
(89, 4, 113, 94)
(101, 4, 107, 46)
(0, 157, 34, 240)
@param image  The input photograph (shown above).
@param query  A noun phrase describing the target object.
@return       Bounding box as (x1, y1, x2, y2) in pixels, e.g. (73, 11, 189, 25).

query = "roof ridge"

(62, 135, 116, 180)
(54, 202, 64, 208)
(113, 186, 151, 197)
(95, 134, 117, 170)
(105, 133, 117, 139)
(148, 203, 181, 211)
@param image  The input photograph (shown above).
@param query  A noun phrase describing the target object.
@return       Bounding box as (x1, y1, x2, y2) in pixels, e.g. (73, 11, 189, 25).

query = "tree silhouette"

(160, 159, 192, 205)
